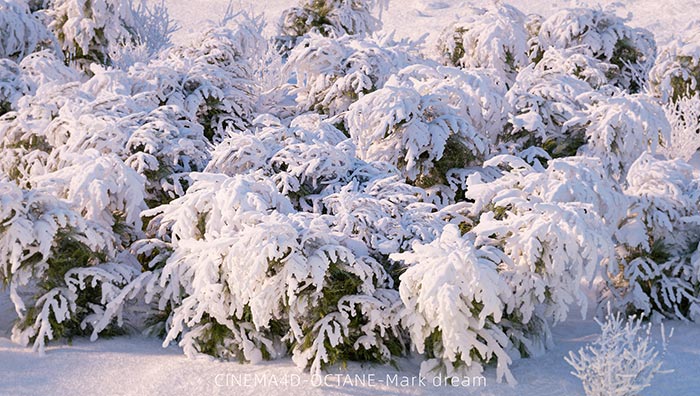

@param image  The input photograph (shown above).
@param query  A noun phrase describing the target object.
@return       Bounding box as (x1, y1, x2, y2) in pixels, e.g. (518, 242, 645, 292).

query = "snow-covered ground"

(2, 314, 698, 395)
(2, 1, 700, 395)
(168, 0, 700, 46)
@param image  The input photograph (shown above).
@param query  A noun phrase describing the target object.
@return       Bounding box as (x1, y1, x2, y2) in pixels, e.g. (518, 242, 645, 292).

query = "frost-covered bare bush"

(536, 8, 656, 92)
(393, 224, 515, 383)
(606, 154, 700, 320)
(284, 33, 417, 117)
(575, 93, 671, 181)
(660, 94, 700, 161)
(276, 0, 387, 53)
(0, 0, 54, 61)
(565, 307, 671, 396)
(347, 64, 507, 188)
(0, 180, 125, 353)
(434, 3, 530, 87)
(504, 64, 598, 157)
(127, 172, 406, 371)
(649, 23, 700, 102)
(107, 0, 177, 68)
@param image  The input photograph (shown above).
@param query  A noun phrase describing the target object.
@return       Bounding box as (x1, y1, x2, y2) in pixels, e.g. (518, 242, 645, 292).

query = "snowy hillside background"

(1, 0, 700, 395)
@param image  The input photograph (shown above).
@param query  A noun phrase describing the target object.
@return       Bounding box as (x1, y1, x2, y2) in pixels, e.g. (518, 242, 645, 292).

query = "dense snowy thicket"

(1, 0, 699, 388)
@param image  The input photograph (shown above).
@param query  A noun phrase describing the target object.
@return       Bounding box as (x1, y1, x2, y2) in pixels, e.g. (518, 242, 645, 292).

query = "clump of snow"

(433, 3, 531, 87)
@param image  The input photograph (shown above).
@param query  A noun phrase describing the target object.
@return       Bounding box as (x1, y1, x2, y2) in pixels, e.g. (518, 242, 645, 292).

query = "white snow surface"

(2, 0, 700, 395)
(2, 309, 698, 395)
(168, 0, 700, 46)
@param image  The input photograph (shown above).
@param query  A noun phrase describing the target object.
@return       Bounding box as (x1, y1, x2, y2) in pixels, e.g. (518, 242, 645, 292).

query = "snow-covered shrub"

(523, 12, 543, 61)
(46, 0, 137, 69)
(565, 307, 671, 396)
(534, 47, 620, 90)
(284, 33, 416, 117)
(649, 23, 700, 102)
(0, 180, 124, 352)
(394, 155, 620, 383)
(385, 65, 509, 147)
(347, 64, 506, 188)
(152, 17, 265, 142)
(207, 113, 444, 251)
(276, 0, 387, 53)
(207, 111, 444, 247)
(207, 113, 355, 210)
(467, 155, 629, 229)
(0, 80, 84, 186)
(30, 151, 147, 245)
(660, 94, 700, 161)
(0, 54, 216, 212)
(606, 154, 700, 320)
(124, 105, 211, 205)
(0, 50, 215, 205)
(465, 155, 617, 336)
(17, 50, 81, 91)
(575, 93, 671, 181)
(45, 0, 177, 70)
(504, 64, 597, 157)
(270, 140, 358, 211)
(536, 8, 656, 92)
(131, 172, 405, 371)
(205, 117, 283, 177)
(322, 173, 443, 255)
(0, 58, 27, 115)
(393, 224, 515, 383)
(434, 3, 530, 87)
(0, 0, 54, 61)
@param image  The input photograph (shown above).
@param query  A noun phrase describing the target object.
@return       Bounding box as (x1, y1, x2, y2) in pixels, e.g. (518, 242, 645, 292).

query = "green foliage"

(542, 130, 587, 159)
(191, 309, 285, 362)
(670, 56, 700, 102)
(297, 260, 404, 369)
(446, 27, 468, 67)
(610, 38, 645, 93)
(617, 239, 700, 319)
(18, 235, 124, 344)
(276, 0, 381, 53)
(415, 135, 477, 188)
